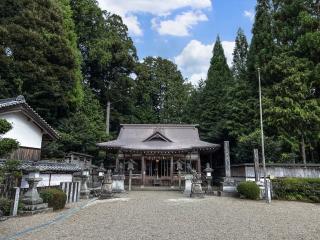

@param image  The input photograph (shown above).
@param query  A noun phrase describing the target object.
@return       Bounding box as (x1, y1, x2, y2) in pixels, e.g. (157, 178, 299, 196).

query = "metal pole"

(106, 84, 111, 136)
(258, 68, 271, 203)
(106, 101, 110, 135)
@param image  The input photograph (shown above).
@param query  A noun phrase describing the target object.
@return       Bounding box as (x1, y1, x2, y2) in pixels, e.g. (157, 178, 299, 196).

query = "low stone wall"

(214, 163, 320, 180)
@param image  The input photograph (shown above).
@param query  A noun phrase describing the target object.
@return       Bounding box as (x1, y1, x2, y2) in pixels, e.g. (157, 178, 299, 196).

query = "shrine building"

(97, 124, 220, 187)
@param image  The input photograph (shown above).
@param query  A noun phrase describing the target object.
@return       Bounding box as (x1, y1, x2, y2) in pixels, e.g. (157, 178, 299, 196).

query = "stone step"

(19, 207, 53, 216)
(217, 191, 240, 198)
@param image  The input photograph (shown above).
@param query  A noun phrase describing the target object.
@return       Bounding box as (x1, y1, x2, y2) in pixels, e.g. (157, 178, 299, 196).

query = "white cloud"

(174, 40, 235, 85)
(152, 11, 208, 37)
(244, 10, 255, 22)
(97, 0, 211, 36)
(124, 15, 143, 36)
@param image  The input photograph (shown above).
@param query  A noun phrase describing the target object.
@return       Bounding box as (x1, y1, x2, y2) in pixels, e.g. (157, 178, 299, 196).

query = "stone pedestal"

(20, 177, 52, 215)
(80, 176, 90, 199)
(220, 178, 237, 193)
(100, 180, 113, 199)
(183, 174, 193, 196)
(206, 177, 214, 195)
(257, 179, 272, 202)
(112, 175, 125, 193)
(191, 174, 204, 198)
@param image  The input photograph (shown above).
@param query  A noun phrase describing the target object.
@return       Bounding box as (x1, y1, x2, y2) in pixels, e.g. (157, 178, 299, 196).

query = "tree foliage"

(199, 36, 233, 143)
(0, 119, 19, 158)
(0, 0, 83, 124)
(134, 57, 191, 124)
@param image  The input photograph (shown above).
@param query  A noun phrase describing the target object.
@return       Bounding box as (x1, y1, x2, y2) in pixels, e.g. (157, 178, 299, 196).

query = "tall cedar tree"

(0, 0, 83, 124)
(183, 79, 205, 124)
(232, 28, 249, 81)
(263, 0, 320, 163)
(134, 57, 191, 124)
(227, 29, 261, 162)
(200, 36, 233, 143)
(70, 0, 138, 135)
(246, 0, 274, 86)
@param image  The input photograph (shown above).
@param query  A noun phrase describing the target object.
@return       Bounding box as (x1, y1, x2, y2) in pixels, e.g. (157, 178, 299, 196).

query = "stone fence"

(214, 163, 320, 181)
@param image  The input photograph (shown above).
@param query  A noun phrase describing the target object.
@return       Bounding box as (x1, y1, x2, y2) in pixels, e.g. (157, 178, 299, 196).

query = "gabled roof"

(97, 124, 219, 153)
(0, 96, 59, 140)
(143, 131, 172, 142)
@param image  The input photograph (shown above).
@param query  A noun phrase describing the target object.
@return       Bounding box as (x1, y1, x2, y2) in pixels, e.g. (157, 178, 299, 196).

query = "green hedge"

(40, 188, 67, 210)
(0, 198, 12, 216)
(272, 178, 320, 203)
(237, 181, 260, 200)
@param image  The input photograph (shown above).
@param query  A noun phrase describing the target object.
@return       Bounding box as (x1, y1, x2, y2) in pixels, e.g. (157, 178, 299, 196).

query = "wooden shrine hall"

(97, 124, 220, 187)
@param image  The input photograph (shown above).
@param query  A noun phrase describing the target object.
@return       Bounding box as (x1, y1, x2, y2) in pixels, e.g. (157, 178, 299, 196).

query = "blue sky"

(97, 0, 257, 84)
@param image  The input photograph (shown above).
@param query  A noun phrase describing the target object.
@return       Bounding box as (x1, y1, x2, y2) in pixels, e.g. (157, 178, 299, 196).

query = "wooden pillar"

(170, 156, 174, 186)
(116, 151, 120, 171)
(141, 155, 145, 187)
(224, 141, 231, 178)
(197, 152, 201, 173)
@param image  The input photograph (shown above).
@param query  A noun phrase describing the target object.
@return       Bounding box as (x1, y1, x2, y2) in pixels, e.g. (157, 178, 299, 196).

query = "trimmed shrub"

(0, 198, 13, 216)
(237, 181, 260, 200)
(272, 178, 320, 203)
(40, 188, 67, 210)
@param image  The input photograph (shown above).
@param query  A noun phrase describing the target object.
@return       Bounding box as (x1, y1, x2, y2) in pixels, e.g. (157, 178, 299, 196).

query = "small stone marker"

(112, 175, 125, 193)
(12, 187, 20, 216)
(253, 149, 260, 182)
(184, 174, 193, 197)
(224, 141, 231, 178)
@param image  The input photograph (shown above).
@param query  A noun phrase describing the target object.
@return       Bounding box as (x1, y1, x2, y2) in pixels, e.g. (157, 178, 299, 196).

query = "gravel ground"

(1, 191, 320, 240)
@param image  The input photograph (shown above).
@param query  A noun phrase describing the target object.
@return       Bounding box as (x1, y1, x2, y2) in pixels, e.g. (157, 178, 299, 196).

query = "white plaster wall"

(0, 112, 43, 148)
(21, 174, 73, 188)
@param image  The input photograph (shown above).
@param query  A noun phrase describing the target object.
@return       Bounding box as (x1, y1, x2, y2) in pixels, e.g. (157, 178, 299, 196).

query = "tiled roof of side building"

(0, 95, 59, 140)
(0, 159, 82, 173)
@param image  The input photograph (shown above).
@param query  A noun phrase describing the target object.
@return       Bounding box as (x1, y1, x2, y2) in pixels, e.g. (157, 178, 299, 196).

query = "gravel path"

(1, 191, 319, 240)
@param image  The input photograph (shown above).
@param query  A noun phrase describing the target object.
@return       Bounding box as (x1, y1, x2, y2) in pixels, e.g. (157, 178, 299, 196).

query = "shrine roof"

(97, 124, 219, 153)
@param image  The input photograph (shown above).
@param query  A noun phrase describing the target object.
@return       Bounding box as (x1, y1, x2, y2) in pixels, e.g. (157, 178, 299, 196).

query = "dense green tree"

(134, 57, 191, 123)
(42, 88, 107, 159)
(246, 0, 274, 85)
(70, 0, 137, 135)
(0, 119, 19, 158)
(263, 0, 320, 163)
(232, 28, 249, 81)
(183, 79, 205, 124)
(0, 0, 83, 124)
(200, 36, 233, 143)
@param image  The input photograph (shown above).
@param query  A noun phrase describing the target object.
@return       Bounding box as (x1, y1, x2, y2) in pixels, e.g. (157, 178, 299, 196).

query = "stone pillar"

(129, 169, 132, 191)
(141, 155, 145, 187)
(224, 141, 231, 179)
(12, 187, 20, 216)
(253, 149, 260, 182)
(184, 174, 193, 197)
(170, 156, 174, 187)
(80, 175, 90, 199)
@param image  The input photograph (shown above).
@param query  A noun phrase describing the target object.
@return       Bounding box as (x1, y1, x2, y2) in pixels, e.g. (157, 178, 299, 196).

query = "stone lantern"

(100, 169, 113, 199)
(204, 162, 213, 195)
(80, 161, 90, 199)
(20, 162, 51, 215)
(97, 163, 106, 181)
